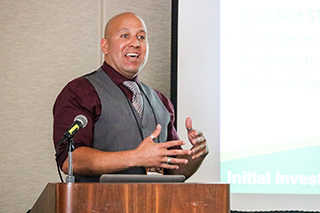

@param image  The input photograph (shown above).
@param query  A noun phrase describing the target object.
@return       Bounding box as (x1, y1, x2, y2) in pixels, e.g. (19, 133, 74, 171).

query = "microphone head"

(74, 115, 88, 128)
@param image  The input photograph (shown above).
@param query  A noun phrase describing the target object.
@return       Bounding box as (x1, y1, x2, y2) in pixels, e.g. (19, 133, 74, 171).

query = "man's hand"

(133, 124, 192, 170)
(185, 117, 209, 159)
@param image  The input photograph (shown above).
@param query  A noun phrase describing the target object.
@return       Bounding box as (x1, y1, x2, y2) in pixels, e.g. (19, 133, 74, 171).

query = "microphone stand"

(66, 137, 75, 183)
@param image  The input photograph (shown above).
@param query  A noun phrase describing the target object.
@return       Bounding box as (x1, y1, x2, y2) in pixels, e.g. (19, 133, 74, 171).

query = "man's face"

(102, 14, 149, 79)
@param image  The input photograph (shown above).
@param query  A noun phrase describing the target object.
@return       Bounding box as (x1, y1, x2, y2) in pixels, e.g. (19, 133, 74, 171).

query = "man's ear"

(101, 38, 108, 54)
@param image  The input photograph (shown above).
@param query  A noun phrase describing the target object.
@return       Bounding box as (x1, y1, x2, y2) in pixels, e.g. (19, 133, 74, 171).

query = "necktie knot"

(123, 81, 143, 117)
(123, 80, 141, 94)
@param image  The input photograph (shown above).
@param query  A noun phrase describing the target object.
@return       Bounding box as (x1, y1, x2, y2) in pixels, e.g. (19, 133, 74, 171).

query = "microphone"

(58, 115, 88, 145)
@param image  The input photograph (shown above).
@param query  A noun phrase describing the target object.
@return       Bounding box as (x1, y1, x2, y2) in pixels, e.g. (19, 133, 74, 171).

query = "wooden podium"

(30, 183, 229, 213)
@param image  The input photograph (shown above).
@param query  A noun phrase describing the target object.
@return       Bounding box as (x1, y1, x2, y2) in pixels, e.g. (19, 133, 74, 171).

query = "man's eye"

(138, 35, 145, 40)
(121, 34, 129, 38)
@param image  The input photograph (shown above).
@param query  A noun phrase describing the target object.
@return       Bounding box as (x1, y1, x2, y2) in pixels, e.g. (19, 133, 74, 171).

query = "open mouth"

(125, 53, 139, 59)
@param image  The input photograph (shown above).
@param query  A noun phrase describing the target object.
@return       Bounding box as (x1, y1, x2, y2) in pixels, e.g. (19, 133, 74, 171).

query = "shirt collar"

(101, 62, 140, 85)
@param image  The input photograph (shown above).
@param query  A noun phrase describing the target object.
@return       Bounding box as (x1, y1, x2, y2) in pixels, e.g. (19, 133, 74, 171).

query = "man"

(53, 12, 208, 182)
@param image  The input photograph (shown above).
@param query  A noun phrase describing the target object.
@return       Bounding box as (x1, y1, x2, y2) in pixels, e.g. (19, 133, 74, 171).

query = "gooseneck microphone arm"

(66, 137, 75, 183)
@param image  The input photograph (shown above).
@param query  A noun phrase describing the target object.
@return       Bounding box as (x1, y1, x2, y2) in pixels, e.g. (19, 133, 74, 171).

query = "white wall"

(177, 0, 220, 184)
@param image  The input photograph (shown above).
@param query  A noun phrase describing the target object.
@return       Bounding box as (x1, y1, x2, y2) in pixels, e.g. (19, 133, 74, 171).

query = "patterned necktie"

(123, 80, 143, 117)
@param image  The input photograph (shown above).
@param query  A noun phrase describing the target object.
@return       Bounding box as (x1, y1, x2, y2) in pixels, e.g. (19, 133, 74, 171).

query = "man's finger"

(191, 146, 209, 159)
(191, 143, 206, 153)
(161, 140, 186, 148)
(149, 124, 161, 140)
(195, 130, 203, 136)
(163, 157, 188, 165)
(192, 136, 206, 144)
(166, 149, 192, 156)
(159, 163, 179, 170)
(185, 117, 193, 131)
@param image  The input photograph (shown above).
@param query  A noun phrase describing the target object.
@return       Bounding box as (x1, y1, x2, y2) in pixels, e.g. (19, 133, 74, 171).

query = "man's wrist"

(126, 149, 140, 168)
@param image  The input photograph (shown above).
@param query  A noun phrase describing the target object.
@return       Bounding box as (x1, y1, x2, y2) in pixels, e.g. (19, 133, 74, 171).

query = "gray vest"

(76, 68, 170, 182)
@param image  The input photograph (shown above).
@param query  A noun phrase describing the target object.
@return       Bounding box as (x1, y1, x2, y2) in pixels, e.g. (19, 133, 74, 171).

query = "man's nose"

(130, 38, 140, 48)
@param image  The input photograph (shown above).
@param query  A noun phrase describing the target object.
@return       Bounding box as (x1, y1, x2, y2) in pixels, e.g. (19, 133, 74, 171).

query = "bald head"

(104, 12, 147, 39)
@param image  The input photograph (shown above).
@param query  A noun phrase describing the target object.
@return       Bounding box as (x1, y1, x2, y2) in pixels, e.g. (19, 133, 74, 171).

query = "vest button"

(141, 125, 146, 129)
